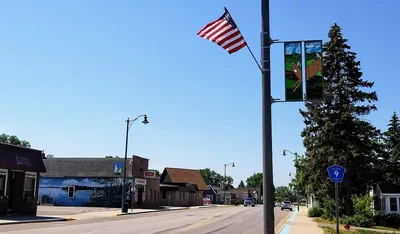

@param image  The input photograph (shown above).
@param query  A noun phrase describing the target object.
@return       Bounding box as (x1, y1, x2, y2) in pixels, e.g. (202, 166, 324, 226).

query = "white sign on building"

(135, 178, 147, 185)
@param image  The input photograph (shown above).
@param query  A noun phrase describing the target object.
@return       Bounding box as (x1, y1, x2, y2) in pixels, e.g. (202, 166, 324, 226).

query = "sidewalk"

(279, 207, 323, 234)
(0, 205, 220, 226)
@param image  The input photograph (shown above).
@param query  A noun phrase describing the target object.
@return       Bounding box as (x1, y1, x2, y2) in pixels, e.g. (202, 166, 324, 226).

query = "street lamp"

(288, 172, 300, 211)
(282, 149, 299, 165)
(121, 114, 149, 213)
(223, 162, 235, 205)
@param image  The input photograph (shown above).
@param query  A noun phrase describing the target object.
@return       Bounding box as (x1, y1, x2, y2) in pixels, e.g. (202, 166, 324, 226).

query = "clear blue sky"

(1, 0, 399, 187)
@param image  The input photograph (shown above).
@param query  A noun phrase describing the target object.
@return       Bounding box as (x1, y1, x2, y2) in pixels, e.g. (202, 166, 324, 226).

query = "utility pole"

(120, 115, 149, 213)
(223, 162, 235, 205)
(261, 0, 275, 233)
(121, 118, 130, 212)
(223, 164, 227, 205)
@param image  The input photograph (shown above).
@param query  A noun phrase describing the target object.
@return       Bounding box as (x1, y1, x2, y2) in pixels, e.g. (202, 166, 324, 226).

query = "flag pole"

(246, 45, 262, 71)
(224, 7, 262, 72)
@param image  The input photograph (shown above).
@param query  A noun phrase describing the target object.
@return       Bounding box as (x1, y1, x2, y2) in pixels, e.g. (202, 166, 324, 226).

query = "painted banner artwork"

(284, 42, 303, 101)
(304, 41, 323, 100)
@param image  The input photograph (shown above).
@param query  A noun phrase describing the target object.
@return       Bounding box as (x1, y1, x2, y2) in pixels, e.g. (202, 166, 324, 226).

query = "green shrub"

(308, 206, 323, 217)
(348, 195, 375, 227)
(322, 198, 336, 220)
(373, 213, 385, 226)
(324, 226, 391, 234)
(231, 198, 241, 205)
(383, 213, 400, 228)
(342, 214, 375, 227)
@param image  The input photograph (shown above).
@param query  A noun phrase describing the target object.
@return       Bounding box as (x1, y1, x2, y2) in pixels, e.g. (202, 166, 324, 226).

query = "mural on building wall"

(39, 177, 132, 207)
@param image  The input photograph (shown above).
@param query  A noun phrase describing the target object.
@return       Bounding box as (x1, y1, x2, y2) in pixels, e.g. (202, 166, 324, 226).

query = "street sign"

(327, 164, 345, 234)
(144, 170, 156, 178)
(327, 165, 345, 183)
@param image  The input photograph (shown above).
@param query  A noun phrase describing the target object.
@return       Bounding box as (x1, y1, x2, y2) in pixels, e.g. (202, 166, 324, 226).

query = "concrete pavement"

(0, 205, 291, 234)
(281, 207, 323, 234)
(177, 206, 291, 234)
(0, 205, 204, 225)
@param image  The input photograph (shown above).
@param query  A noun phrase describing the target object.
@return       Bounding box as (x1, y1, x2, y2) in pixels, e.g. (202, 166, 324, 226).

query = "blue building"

(39, 157, 135, 207)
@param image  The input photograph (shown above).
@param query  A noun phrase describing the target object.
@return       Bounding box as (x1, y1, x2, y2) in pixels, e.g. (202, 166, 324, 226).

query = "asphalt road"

(1, 206, 292, 234)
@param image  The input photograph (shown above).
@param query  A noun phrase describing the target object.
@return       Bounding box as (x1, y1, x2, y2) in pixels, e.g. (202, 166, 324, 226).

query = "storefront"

(0, 143, 46, 216)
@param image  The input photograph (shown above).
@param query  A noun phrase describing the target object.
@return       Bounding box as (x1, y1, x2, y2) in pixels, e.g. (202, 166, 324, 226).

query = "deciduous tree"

(275, 186, 295, 203)
(246, 173, 263, 188)
(199, 168, 234, 189)
(0, 133, 31, 148)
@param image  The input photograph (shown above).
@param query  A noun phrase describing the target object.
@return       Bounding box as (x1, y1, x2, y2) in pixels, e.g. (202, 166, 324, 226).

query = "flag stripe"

(197, 20, 222, 38)
(205, 21, 229, 40)
(197, 9, 247, 54)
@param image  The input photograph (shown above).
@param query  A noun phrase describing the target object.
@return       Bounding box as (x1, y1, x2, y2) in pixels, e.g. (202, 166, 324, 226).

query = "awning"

(0, 143, 46, 173)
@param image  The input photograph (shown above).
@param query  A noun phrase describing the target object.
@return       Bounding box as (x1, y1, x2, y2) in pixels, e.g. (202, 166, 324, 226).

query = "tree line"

(0, 133, 31, 148)
(291, 23, 400, 216)
(199, 169, 265, 190)
(0, 133, 52, 158)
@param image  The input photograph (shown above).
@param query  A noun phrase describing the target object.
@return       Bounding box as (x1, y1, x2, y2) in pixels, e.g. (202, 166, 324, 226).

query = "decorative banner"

(304, 41, 324, 100)
(284, 42, 303, 101)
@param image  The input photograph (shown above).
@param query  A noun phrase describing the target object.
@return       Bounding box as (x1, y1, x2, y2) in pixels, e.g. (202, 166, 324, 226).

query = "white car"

(244, 198, 255, 207)
(280, 201, 292, 211)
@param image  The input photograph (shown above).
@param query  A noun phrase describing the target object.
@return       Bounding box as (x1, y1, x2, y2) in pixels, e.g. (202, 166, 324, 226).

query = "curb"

(276, 212, 293, 233)
(115, 207, 190, 216)
(0, 217, 74, 226)
(197, 205, 219, 209)
(279, 211, 298, 234)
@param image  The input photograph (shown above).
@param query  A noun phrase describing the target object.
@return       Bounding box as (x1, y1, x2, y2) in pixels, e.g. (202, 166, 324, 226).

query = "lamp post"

(223, 162, 235, 205)
(283, 149, 301, 211)
(121, 114, 149, 213)
(282, 149, 299, 166)
(289, 172, 300, 211)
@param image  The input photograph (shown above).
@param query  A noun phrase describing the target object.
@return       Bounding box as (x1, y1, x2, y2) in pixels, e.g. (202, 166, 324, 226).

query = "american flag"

(197, 8, 247, 54)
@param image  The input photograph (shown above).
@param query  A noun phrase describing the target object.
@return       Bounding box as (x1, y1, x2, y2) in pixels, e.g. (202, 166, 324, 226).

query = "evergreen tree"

(383, 112, 400, 183)
(237, 180, 246, 188)
(300, 23, 382, 215)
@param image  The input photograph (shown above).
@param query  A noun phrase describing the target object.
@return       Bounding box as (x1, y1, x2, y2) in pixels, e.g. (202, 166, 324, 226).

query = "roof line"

(165, 167, 199, 171)
(0, 142, 43, 152)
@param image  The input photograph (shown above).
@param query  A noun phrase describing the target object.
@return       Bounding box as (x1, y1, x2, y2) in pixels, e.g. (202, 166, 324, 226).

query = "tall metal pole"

(223, 164, 227, 205)
(295, 154, 300, 211)
(297, 189, 300, 211)
(131, 159, 135, 212)
(261, 0, 274, 233)
(121, 118, 130, 213)
(335, 182, 339, 234)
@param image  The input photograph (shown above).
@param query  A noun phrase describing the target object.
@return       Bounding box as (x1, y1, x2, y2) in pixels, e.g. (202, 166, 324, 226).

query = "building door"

(8, 171, 25, 213)
(189, 192, 195, 206)
(137, 187, 143, 205)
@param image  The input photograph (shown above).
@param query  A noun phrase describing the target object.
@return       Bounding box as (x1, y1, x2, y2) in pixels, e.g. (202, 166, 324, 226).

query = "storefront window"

(24, 174, 36, 198)
(0, 172, 6, 196)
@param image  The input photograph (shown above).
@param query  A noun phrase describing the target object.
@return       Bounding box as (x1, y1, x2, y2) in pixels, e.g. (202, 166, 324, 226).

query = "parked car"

(281, 201, 292, 211)
(244, 197, 255, 207)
